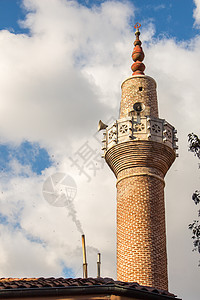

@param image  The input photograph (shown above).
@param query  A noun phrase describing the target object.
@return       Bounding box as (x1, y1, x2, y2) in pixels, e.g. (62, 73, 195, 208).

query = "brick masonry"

(120, 75, 158, 118)
(117, 174, 167, 288)
(105, 75, 176, 290)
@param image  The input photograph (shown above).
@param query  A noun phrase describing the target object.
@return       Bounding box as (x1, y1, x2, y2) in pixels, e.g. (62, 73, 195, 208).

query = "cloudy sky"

(0, 0, 199, 299)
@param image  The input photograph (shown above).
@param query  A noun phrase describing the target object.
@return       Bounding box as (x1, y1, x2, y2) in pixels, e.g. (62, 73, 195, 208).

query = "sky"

(0, 0, 199, 299)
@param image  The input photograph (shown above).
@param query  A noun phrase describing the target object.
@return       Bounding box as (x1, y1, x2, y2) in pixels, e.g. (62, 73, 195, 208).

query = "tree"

(188, 133, 200, 259)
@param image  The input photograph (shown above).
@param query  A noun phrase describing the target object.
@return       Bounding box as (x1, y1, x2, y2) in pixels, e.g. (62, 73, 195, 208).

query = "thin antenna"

(81, 234, 88, 278)
(97, 253, 101, 278)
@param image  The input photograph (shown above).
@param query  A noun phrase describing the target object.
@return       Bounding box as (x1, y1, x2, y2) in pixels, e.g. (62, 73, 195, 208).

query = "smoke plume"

(65, 201, 84, 235)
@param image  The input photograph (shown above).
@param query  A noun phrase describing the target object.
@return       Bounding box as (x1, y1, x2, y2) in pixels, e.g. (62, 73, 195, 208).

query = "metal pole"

(81, 235, 88, 278)
(97, 253, 101, 278)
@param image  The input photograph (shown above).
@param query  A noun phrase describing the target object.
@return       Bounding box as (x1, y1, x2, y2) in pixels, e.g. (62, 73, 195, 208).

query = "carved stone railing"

(101, 116, 178, 155)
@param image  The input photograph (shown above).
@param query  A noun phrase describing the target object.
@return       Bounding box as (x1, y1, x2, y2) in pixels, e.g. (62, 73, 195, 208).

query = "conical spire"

(131, 23, 145, 75)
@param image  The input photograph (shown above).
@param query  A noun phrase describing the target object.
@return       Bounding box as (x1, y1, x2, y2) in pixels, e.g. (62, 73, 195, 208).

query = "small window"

(139, 87, 143, 91)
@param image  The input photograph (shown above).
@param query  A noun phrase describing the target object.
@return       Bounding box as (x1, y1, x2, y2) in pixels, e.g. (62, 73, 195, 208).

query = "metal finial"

(134, 22, 141, 30)
(134, 23, 141, 38)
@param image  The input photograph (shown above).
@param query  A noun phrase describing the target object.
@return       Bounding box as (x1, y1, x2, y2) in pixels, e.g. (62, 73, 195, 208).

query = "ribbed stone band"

(105, 140, 176, 177)
(116, 172, 165, 186)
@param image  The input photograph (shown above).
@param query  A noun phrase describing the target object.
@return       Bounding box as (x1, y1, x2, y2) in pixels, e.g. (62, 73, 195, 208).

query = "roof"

(0, 277, 181, 299)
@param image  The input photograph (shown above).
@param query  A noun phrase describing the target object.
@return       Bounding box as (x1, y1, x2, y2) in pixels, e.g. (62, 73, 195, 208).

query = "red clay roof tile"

(0, 277, 179, 299)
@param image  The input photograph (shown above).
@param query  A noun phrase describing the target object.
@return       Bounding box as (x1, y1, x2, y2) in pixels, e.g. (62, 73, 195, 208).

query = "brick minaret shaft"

(100, 25, 177, 290)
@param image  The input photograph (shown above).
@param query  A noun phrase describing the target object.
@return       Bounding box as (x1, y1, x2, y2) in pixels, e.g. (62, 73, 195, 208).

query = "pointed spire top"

(131, 23, 145, 75)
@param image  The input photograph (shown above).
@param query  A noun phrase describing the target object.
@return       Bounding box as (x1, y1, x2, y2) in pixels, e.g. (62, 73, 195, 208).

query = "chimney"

(81, 234, 88, 278)
(97, 253, 101, 278)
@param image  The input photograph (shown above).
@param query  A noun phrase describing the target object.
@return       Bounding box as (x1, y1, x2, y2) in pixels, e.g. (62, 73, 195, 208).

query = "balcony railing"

(102, 116, 178, 155)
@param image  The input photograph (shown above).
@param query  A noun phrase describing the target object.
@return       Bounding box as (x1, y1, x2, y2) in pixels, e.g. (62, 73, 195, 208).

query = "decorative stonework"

(108, 130, 116, 140)
(102, 116, 178, 156)
(152, 123, 161, 133)
(134, 122, 145, 131)
(119, 124, 128, 134)
(105, 140, 176, 178)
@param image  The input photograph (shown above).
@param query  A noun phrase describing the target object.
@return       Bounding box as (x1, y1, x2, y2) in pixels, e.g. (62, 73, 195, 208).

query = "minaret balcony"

(101, 116, 178, 156)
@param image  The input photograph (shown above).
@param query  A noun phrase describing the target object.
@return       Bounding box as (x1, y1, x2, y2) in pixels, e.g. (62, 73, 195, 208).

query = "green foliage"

(188, 133, 200, 259)
(192, 190, 200, 205)
(188, 220, 200, 254)
(188, 133, 200, 159)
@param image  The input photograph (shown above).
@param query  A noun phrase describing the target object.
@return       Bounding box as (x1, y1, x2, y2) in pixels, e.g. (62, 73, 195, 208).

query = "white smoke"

(65, 202, 84, 235)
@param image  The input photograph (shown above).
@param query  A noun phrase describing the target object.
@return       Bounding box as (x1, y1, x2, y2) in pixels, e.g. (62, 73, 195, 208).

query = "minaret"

(99, 24, 178, 290)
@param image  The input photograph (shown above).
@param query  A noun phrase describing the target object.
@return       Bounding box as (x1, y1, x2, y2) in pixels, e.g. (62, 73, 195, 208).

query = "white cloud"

(0, 0, 133, 279)
(193, 0, 200, 27)
(0, 0, 134, 155)
(0, 1, 200, 299)
(154, 4, 165, 11)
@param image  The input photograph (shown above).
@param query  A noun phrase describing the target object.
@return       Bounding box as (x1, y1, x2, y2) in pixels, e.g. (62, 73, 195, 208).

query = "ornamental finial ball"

(131, 23, 145, 75)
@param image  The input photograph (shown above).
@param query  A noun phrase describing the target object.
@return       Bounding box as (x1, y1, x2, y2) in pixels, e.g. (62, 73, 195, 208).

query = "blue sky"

(0, 0, 198, 40)
(0, 141, 52, 175)
(0, 0, 27, 33)
(0, 1, 199, 299)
